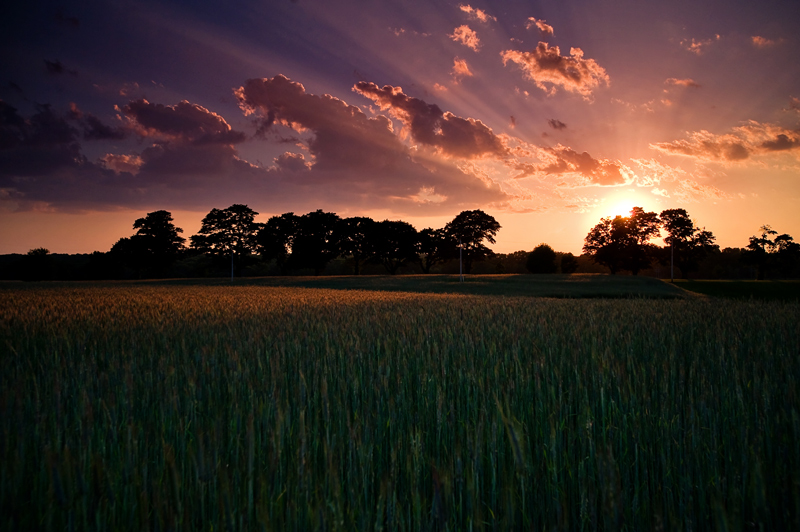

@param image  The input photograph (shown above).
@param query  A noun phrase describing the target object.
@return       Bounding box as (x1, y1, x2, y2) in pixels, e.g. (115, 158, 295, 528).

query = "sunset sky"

(1, 0, 799, 256)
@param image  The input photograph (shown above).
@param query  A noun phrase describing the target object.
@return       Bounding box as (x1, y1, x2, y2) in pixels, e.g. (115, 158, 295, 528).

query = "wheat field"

(1, 284, 798, 530)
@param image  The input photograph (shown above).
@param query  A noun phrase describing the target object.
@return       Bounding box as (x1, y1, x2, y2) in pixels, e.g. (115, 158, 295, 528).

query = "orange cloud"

(525, 17, 554, 39)
(751, 36, 782, 48)
(665, 78, 700, 88)
(458, 4, 496, 23)
(650, 121, 800, 162)
(452, 58, 473, 79)
(272, 152, 311, 172)
(680, 34, 720, 55)
(449, 25, 480, 51)
(501, 43, 610, 98)
(100, 153, 143, 175)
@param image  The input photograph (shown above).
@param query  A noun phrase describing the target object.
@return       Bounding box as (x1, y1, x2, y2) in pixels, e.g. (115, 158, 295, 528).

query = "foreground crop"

(1, 285, 798, 530)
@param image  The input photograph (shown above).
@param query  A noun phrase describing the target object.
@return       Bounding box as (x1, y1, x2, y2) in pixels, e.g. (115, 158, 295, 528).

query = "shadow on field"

(11, 274, 696, 299)
(675, 279, 800, 301)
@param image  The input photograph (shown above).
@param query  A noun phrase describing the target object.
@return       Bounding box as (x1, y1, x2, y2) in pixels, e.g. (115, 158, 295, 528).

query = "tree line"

(582, 207, 800, 279)
(2, 204, 798, 281)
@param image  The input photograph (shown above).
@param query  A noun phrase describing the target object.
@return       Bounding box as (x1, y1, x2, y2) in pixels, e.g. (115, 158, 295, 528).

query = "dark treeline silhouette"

(582, 207, 800, 278)
(2, 205, 798, 281)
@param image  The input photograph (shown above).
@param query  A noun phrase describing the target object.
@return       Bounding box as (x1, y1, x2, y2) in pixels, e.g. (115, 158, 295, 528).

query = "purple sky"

(1, 0, 799, 255)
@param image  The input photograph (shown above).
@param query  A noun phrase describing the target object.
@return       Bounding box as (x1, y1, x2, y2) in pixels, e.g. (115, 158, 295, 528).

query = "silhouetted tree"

(417, 228, 453, 274)
(559, 252, 579, 274)
(131, 210, 186, 276)
(744, 225, 800, 279)
(444, 210, 501, 274)
(20, 248, 52, 281)
(258, 212, 300, 275)
(659, 208, 717, 277)
(370, 220, 418, 274)
(290, 210, 341, 275)
(190, 204, 261, 276)
(526, 244, 557, 274)
(338, 216, 377, 275)
(583, 207, 660, 275)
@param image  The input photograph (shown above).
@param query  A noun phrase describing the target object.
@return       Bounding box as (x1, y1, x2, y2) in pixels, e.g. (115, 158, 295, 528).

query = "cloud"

(547, 119, 567, 130)
(665, 78, 700, 88)
(54, 10, 80, 28)
(501, 43, 610, 98)
(100, 153, 143, 174)
(122, 100, 245, 145)
(0, 102, 83, 177)
(680, 34, 720, 55)
(651, 131, 749, 161)
(353, 81, 507, 159)
(449, 25, 480, 51)
(44, 59, 77, 76)
(651, 188, 669, 197)
(273, 151, 311, 172)
(543, 146, 632, 186)
(459, 5, 496, 23)
(509, 142, 631, 187)
(751, 36, 782, 48)
(68, 103, 127, 140)
(789, 97, 800, 113)
(650, 121, 800, 162)
(525, 18, 554, 39)
(672, 179, 730, 203)
(760, 134, 800, 152)
(235, 75, 509, 208)
(452, 58, 473, 79)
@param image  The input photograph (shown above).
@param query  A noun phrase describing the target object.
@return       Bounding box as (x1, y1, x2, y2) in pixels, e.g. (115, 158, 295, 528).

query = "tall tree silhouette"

(190, 204, 261, 275)
(659, 208, 717, 277)
(744, 225, 800, 279)
(583, 207, 660, 275)
(444, 210, 501, 274)
(290, 210, 341, 275)
(369, 220, 418, 275)
(417, 228, 453, 274)
(338, 216, 377, 275)
(132, 210, 186, 276)
(258, 212, 300, 275)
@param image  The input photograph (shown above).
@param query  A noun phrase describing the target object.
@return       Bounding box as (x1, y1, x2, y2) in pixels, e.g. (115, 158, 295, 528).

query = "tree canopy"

(444, 210, 501, 274)
(526, 244, 557, 274)
(190, 204, 261, 257)
(583, 207, 660, 275)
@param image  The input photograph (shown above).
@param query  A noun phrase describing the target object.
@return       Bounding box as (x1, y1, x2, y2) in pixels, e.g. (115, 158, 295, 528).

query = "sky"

(1, 0, 799, 256)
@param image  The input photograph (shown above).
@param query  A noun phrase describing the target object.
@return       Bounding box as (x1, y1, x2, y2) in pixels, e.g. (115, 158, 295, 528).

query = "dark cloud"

(122, 99, 246, 145)
(0, 102, 83, 177)
(353, 81, 508, 159)
(44, 60, 78, 76)
(68, 103, 126, 140)
(548, 119, 567, 130)
(760, 133, 800, 151)
(501, 43, 609, 97)
(2, 78, 510, 213)
(54, 11, 80, 28)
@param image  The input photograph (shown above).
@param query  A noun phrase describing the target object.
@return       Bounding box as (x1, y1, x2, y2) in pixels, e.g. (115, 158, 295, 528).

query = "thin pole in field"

(231, 250, 234, 281)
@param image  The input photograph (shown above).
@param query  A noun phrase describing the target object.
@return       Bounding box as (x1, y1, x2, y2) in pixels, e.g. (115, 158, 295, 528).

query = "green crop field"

(1, 280, 799, 530)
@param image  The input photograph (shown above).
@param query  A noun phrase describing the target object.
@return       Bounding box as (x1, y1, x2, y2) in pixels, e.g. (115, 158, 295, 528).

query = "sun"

(599, 191, 656, 219)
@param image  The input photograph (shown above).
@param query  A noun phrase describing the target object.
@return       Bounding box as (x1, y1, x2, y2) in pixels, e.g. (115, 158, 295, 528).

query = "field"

(1, 278, 799, 530)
